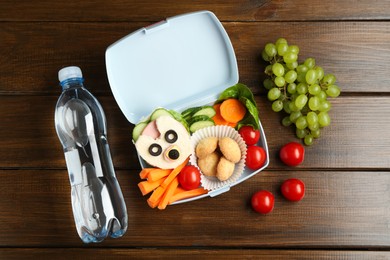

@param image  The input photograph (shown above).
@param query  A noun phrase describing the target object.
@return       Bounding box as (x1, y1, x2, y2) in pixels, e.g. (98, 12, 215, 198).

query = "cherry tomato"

(281, 178, 305, 201)
(279, 142, 305, 166)
(245, 146, 267, 170)
(251, 190, 274, 214)
(178, 165, 201, 190)
(239, 126, 260, 146)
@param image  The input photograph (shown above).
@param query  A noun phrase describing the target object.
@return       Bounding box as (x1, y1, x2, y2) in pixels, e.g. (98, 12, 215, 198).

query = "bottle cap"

(58, 66, 83, 83)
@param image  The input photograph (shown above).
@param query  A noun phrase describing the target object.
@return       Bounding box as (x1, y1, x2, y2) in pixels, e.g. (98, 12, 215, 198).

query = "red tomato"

(178, 165, 201, 190)
(251, 190, 274, 214)
(279, 142, 305, 166)
(239, 126, 260, 146)
(281, 178, 305, 201)
(245, 146, 267, 170)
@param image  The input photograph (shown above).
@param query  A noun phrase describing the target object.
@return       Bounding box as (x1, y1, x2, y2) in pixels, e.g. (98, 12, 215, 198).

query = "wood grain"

(1, 0, 389, 22)
(1, 249, 389, 260)
(1, 169, 390, 248)
(1, 95, 389, 169)
(1, 22, 390, 94)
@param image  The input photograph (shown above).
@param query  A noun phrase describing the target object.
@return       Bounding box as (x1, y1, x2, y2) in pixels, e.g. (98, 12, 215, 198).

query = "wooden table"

(1, 1, 390, 259)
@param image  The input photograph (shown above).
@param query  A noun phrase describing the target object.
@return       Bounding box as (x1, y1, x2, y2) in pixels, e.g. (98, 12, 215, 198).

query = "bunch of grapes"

(261, 38, 340, 145)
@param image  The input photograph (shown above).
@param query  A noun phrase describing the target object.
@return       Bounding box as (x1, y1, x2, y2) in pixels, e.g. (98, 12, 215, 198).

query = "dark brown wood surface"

(1, 1, 390, 259)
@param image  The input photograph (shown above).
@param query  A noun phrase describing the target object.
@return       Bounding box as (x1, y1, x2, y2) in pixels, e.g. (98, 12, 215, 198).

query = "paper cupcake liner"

(189, 125, 247, 191)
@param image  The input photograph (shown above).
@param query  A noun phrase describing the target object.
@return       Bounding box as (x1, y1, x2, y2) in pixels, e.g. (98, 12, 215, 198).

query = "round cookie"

(216, 156, 235, 181)
(218, 137, 241, 163)
(197, 151, 220, 177)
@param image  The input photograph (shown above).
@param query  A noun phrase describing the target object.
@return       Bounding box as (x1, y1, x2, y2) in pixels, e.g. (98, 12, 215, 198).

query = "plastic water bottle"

(54, 66, 128, 243)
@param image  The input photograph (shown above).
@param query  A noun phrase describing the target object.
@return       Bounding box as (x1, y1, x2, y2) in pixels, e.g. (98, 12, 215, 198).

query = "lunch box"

(105, 10, 269, 204)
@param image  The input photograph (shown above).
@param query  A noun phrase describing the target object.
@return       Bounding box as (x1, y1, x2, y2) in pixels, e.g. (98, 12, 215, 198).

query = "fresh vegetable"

(262, 38, 340, 145)
(181, 106, 216, 133)
(139, 168, 154, 179)
(169, 187, 208, 204)
(219, 98, 247, 124)
(238, 125, 260, 146)
(251, 190, 275, 214)
(150, 108, 174, 121)
(281, 178, 305, 201)
(178, 165, 201, 190)
(158, 177, 179, 210)
(245, 145, 267, 170)
(132, 122, 148, 142)
(279, 142, 305, 166)
(147, 168, 171, 182)
(138, 178, 165, 196)
(217, 83, 260, 130)
(212, 104, 237, 127)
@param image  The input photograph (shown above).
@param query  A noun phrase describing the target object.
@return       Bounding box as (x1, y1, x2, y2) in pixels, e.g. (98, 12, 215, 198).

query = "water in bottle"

(54, 66, 128, 243)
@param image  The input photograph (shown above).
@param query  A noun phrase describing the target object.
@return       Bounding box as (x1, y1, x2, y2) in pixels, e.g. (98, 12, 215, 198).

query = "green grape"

(305, 69, 317, 85)
(272, 63, 285, 77)
(261, 50, 270, 62)
(306, 111, 318, 126)
(326, 84, 341, 98)
(308, 84, 321, 95)
(283, 101, 292, 114)
(297, 83, 308, 94)
(308, 122, 319, 131)
(308, 96, 320, 111)
(290, 111, 302, 123)
(285, 70, 297, 83)
(295, 94, 308, 109)
(296, 128, 307, 139)
(286, 61, 298, 70)
(304, 134, 314, 145)
(318, 111, 331, 127)
(283, 52, 298, 63)
(296, 64, 308, 74)
(322, 73, 336, 86)
(263, 78, 274, 90)
(274, 76, 285, 87)
(317, 90, 327, 101)
(267, 87, 281, 101)
(265, 64, 273, 75)
(265, 43, 277, 57)
(288, 45, 300, 54)
(287, 83, 297, 94)
(304, 58, 316, 69)
(272, 100, 284, 112)
(289, 99, 301, 112)
(311, 129, 321, 138)
(282, 116, 292, 126)
(277, 43, 289, 56)
(318, 100, 331, 112)
(315, 66, 324, 80)
(296, 116, 308, 130)
(275, 38, 288, 46)
(296, 73, 306, 83)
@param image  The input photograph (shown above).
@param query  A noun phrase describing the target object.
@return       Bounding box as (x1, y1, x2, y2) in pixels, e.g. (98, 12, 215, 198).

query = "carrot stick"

(138, 178, 164, 196)
(220, 98, 246, 123)
(160, 157, 189, 189)
(147, 198, 159, 209)
(139, 168, 154, 179)
(169, 187, 208, 204)
(148, 186, 165, 207)
(158, 177, 179, 210)
(212, 104, 237, 128)
(147, 168, 172, 182)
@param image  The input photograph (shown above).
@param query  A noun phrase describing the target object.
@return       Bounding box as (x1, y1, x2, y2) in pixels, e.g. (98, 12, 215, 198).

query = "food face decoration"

(135, 116, 192, 169)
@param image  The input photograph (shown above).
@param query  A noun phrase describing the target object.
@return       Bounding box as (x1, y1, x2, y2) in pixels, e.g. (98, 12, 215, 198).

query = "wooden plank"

(1, 248, 390, 259)
(0, 95, 389, 169)
(1, 0, 390, 22)
(1, 169, 390, 247)
(1, 22, 390, 94)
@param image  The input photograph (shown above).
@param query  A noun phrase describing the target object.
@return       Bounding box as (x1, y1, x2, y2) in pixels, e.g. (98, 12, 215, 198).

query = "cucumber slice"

(132, 122, 148, 141)
(193, 106, 216, 118)
(189, 117, 215, 133)
(181, 106, 202, 119)
(150, 108, 173, 121)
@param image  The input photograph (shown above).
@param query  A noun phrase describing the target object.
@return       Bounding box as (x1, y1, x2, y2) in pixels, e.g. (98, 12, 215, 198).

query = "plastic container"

(54, 66, 128, 243)
(105, 11, 269, 204)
